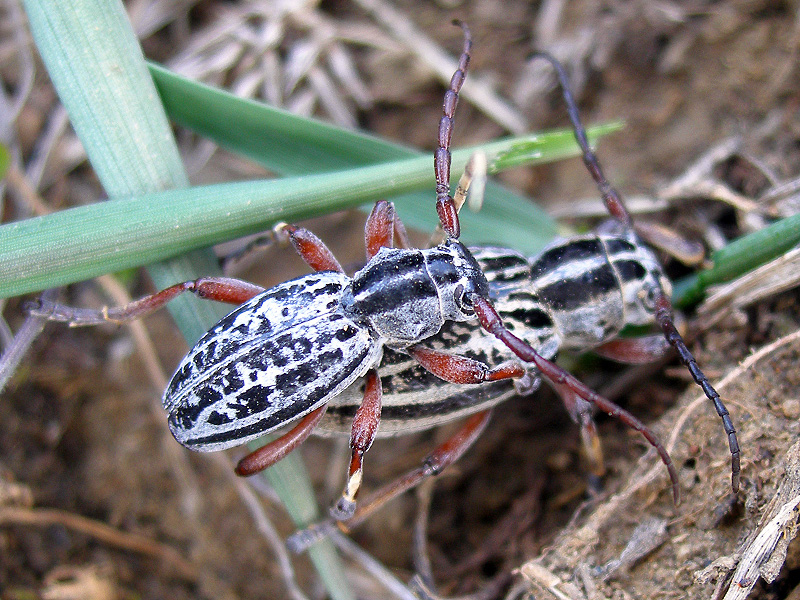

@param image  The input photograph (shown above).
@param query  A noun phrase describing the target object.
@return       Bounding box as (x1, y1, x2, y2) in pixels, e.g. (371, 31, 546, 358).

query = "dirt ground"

(3, 1, 800, 599)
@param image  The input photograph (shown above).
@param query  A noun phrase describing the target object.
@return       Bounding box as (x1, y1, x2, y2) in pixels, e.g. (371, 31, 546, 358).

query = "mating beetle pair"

(30, 23, 739, 532)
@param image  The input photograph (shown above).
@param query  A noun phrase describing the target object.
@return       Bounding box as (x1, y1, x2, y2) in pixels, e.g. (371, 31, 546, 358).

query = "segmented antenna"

(434, 20, 472, 240)
(531, 52, 740, 493)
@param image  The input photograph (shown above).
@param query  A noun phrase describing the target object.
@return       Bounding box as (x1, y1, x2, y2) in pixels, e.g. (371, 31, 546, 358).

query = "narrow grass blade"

(1, 125, 620, 300)
(674, 212, 800, 307)
(21, 1, 353, 597)
(149, 63, 621, 250)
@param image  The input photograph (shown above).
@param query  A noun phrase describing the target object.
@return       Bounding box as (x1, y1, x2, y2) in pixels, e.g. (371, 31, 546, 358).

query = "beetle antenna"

(435, 21, 472, 240)
(530, 51, 740, 493)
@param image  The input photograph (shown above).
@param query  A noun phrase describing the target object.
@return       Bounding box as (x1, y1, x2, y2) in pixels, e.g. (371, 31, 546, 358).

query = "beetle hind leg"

(26, 277, 265, 326)
(235, 405, 328, 476)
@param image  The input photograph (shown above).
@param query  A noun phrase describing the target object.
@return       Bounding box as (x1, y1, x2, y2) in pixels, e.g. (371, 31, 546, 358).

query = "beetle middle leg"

(287, 410, 492, 553)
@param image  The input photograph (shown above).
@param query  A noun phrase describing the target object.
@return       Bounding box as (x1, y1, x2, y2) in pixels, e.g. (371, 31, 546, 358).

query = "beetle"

(288, 52, 742, 546)
(27, 24, 737, 528)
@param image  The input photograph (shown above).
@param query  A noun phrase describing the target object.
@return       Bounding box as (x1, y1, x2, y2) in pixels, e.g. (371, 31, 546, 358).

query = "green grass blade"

(21, 1, 353, 597)
(148, 62, 620, 251)
(20, 0, 222, 341)
(150, 61, 414, 173)
(1, 126, 620, 300)
(149, 61, 556, 241)
(0, 143, 10, 180)
(674, 212, 800, 307)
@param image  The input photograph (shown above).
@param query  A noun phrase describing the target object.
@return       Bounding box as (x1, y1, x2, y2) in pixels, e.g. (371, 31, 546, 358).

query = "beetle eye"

(641, 285, 658, 311)
(454, 284, 475, 314)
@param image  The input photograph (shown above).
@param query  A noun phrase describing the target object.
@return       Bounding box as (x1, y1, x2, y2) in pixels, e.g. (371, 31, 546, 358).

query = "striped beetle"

(27, 24, 737, 529)
(288, 51, 741, 543)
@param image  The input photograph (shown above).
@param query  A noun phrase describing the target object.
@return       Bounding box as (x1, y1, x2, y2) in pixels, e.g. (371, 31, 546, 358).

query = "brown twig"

(0, 506, 197, 581)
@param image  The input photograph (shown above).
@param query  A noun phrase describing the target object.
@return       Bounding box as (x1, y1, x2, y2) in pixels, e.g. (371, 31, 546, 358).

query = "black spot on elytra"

(335, 325, 357, 342)
(255, 318, 272, 334)
(207, 410, 233, 425)
(229, 384, 273, 417)
(318, 282, 343, 296)
(171, 384, 223, 429)
(275, 364, 316, 392)
(167, 362, 193, 395)
(221, 369, 245, 394)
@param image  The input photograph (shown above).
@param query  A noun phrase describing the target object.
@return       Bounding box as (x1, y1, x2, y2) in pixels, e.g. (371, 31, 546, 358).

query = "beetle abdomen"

(163, 271, 382, 451)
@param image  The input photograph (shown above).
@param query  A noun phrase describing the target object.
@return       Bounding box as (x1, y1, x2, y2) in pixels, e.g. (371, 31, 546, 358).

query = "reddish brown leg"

(286, 410, 492, 554)
(472, 294, 680, 503)
(633, 221, 705, 266)
(331, 369, 382, 519)
(411, 344, 604, 475)
(279, 224, 344, 273)
(235, 405, 328, 476)
(26, 277, 265, 326)
(550, 381, 605, 478)
(364, 201, 411, 259)
(594, 335, 672, 364)
(568, 333, 675, 476)
(408, 345, 526, 384)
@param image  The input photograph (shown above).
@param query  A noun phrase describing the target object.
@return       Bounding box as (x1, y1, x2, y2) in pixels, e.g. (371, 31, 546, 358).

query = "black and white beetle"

(29, 24, 738, 529)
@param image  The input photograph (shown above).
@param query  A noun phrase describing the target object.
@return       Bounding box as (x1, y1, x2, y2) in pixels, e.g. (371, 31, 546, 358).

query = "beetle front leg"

(331, 368, 382, 520)
(365, 201, 411, 259)
(408, 345, 526, 384)
(26, 277, 266, 326)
